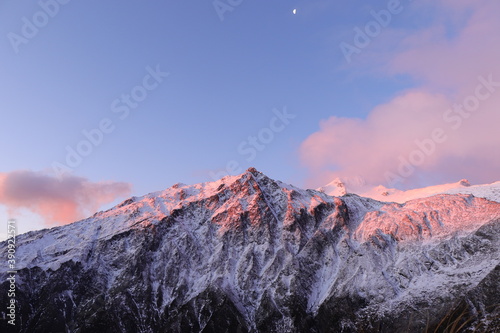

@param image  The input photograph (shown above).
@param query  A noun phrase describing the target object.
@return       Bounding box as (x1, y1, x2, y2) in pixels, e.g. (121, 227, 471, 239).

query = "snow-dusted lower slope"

(1, 168, 499, 332)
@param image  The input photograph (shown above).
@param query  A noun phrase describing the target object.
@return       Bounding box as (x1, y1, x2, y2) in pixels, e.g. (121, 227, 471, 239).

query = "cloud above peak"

(300, 0, 500, 189)
(0, 170, 132, 225)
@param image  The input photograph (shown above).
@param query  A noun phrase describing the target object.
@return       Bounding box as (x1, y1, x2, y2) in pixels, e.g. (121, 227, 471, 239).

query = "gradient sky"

(1, 0, 499, 237)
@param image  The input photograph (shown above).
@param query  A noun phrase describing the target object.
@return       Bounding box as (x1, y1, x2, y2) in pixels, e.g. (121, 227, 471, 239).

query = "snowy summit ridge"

(320, 176, 500, 204)
(1, 168, 499, 332)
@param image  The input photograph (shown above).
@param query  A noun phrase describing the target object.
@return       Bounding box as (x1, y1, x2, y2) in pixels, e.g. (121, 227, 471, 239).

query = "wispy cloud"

(388, 0, 500, 93)
(0, 170, 132, 225)
(300, 0, 500, 189)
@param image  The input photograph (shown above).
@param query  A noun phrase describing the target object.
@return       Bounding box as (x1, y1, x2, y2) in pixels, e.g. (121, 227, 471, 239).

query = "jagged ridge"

(1, 168, 499, 332)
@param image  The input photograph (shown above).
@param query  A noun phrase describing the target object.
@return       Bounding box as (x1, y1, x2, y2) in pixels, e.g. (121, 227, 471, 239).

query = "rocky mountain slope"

(1, 168, 499, 332)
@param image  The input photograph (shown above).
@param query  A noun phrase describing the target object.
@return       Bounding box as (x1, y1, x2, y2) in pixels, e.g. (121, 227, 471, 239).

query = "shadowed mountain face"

(1, 169, 499, 332)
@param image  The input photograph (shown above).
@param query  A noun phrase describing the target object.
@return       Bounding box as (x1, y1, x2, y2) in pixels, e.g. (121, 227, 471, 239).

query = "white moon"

(293, 9, 297, 15)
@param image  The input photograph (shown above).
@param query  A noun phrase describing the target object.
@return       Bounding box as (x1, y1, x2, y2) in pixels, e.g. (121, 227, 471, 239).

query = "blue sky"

(0, 1, 407, 187)
(1, 0, 499, 236)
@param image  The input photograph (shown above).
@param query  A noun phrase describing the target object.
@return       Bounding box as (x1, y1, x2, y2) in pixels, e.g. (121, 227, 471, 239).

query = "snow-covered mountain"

(321, 177, 500, 204)
(1, 168, 499, 332)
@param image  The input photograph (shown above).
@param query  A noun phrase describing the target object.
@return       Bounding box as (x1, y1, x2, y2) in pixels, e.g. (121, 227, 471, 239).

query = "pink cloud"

(300, 0, 500, 189)
(0, 170, 132, 225)
(300, 91, 450, 187)
(301, 89, 500, 189)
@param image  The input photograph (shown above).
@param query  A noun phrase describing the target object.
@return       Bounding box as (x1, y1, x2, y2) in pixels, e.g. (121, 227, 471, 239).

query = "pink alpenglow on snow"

(0, 170, 132, 225)
(319, 177, 500, 204)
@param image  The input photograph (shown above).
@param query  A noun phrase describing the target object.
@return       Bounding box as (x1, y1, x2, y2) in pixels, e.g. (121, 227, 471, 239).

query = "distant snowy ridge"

(321, 178, 500, 203)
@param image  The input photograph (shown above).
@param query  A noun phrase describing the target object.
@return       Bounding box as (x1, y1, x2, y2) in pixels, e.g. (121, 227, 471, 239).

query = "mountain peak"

(246, 166, 259, 174)
(459, 178, 471, 187)
(2, 171, 500, 332)
(319, 177, 347, 196)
